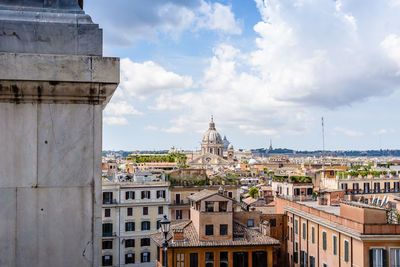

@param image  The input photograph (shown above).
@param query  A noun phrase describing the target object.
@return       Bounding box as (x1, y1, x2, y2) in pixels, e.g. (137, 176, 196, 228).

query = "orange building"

(275, 196, 400, 267)
(152, 190, 280, 267)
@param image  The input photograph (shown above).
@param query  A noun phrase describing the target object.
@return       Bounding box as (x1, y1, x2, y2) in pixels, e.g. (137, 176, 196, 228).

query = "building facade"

(275, 196, 400, 267)
(152, 189, 280, 267)
(102, 175, 169, 266)
(169, 185, 241, 222)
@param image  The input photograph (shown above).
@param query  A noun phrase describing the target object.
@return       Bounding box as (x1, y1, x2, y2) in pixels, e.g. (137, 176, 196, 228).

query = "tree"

(249, 187, 259, 199)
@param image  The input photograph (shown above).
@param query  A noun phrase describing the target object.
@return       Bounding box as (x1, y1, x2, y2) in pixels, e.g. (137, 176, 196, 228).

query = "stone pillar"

(0, 1, 119, 266)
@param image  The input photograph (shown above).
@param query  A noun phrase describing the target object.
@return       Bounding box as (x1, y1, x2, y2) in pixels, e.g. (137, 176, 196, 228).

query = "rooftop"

(151, 220, 280, 248)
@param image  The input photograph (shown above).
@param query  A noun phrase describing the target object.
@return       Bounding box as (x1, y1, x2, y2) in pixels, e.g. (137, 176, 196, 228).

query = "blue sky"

(85, 0, 400, 151)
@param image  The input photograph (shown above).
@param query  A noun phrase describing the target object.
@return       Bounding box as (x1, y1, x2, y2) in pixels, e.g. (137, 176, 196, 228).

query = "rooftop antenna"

(322, 117, 325, 171)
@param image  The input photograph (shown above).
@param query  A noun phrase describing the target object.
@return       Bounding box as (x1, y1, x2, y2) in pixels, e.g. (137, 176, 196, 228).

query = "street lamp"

(160, 215, 171, 267)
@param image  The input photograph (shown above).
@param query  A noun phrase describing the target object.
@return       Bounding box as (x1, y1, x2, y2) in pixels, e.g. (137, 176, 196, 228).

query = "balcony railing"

(344, 188, 400, 195)
(102, 232, 116, 237)
(169, 200, 188, 206)
(103, 199, 118, 205)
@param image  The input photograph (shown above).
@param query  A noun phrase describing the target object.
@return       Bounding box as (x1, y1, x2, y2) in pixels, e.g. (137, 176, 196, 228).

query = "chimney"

(173, 229, 184, 241)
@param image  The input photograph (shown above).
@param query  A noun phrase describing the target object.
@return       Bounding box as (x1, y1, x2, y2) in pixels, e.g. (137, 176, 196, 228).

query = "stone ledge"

(0, 80, 117, 106)
(0, 53, 119, 83)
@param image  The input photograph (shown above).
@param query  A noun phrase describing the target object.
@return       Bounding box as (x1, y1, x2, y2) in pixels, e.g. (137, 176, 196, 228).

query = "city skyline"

(85, 0, 400, 151)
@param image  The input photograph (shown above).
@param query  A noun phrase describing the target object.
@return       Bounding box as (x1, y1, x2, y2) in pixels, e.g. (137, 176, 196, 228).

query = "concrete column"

(0, 1, 119, 266)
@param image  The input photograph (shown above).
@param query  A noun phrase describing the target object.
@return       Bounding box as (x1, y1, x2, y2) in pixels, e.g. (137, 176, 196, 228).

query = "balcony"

(169, 200, 188, 206)
(102, 232, 117, 238)
(103, 199, 118, 205)
(345, 188, 400, 195)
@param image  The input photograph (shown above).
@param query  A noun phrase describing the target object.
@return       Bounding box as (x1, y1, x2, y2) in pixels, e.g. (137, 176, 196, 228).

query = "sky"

(85, 0, 400, 151)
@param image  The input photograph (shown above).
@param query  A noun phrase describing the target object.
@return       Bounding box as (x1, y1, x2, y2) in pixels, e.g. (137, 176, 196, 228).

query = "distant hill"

(252, 148, 400, 157)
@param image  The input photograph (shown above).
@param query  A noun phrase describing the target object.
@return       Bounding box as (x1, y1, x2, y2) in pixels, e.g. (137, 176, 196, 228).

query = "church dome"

(202, 117, 223, 144)
(248, 158, 258, 165)
(228, 143, 234, 150)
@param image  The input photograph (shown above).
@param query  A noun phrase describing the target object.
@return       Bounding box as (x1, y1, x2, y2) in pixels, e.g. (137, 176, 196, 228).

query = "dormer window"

(219, 201, 228, 212)
(205, 201, 214, 212)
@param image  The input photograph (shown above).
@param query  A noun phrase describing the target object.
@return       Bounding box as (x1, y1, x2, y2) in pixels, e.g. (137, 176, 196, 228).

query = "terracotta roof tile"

(151, 220, 280, 248)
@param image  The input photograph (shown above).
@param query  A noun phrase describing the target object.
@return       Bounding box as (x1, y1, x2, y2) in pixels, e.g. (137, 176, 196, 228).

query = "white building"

(101, 174, 169, 266)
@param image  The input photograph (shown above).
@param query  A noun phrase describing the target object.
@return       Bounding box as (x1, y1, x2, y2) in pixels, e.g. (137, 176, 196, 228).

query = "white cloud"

(381, 34, 400, 73)
(104, 116, 129, 126)
(104, 101, 143, 116)
(333, 127, 364, 137)
(373, 129, 396, 135)
(86, 0, 241, 46)
(120, 58, 193, 99)
(196, 1, 242, 34)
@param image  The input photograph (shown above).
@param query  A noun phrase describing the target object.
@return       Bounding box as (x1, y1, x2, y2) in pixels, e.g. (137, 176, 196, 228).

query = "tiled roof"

(151, 220, 280, 248)
(242, 197, 257, 205)
(187, 189, 217, 202)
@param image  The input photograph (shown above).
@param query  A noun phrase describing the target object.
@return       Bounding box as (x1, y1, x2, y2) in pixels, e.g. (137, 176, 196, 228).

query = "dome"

(228, 143, 234, 150)
(248, 158, 258, 165)
(202, 116, 223, 144)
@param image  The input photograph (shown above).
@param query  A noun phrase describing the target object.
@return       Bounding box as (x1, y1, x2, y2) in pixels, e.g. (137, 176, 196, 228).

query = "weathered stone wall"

(0, 2, 119, 266)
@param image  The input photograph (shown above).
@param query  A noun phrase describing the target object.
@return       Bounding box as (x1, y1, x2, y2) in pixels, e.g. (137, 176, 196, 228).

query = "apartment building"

(275, 196, 400, 267)
(271, 177, 314, 200)
(169, 185, 240, 221)
(152, 189, 280, 267)
(101, 173, 169, 266)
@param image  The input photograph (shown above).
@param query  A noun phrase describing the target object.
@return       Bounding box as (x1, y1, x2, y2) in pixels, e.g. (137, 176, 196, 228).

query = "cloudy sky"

(85, 0, 400, 151)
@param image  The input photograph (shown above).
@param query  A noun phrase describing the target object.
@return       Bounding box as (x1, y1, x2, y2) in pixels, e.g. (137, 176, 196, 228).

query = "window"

(311, 226, 315, 244)
(220, 252, 228, 267)
(141, 238, 150, 247)
(125, 239, 135, 248)
(344, 240, 349, 262)
(370, 249, 387, 267)
(157, 220, 161, 229)
(247, 219, 254, 227)
(141, 191, 150, 199)
(300, 251, 307, 267)
(294, 219, 298, 234)
(102, 240, 112, 250)
(102, 255, 112, 266)
(333, 235, 337, 255)
(127, 207, 133, 216)
(219, 201, 228, 212)
(385, 182, 391, 192)
(141, 252, 150, 263)
(103, 192, 113, 204)
(252, 251, 267, 267)
(374, 182, 381, 193)
(205, 252, 214, 267)
(158, 206, 164, 215)
(205, 201, 214, 212)
(322, 231, 327, 251)
(125, 253, 135, 264)
(309, 256, 315, 267)
(157, 190, 166, 199)
(228, 192, 233, 198)
(269, 219, 276, 227)
(302, 223, 306, 240)
(294, 242, 298, 263)
(220, 224, 228, 236)
(233, 252, 248, 267)
(190, 253, 198, 267)
(141, 221, 151, 231)
(323, 264, 327, 267)
(390, 248, 400, 267)
(125, 222, 135, 232)
(143, 207, 148, 215)
(175, 193, 181, 204)
(104, 208, 111, 217)
(102, 223, 113, 237)
(177, 253, 185, 267)
(176, 210, 182, 220)
(126, 191, 135, 200)
(206, 224, 214, 236)
(364, 183, 370, 193)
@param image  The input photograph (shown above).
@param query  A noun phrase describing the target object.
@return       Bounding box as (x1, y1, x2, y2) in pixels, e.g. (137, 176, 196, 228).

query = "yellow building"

(152, 189, 280, 267)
